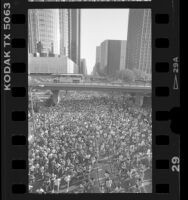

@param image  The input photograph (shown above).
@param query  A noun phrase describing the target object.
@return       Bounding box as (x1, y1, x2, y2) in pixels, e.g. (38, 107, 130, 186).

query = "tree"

(116, 69, 135, 83)
(133, 69, 147, 81)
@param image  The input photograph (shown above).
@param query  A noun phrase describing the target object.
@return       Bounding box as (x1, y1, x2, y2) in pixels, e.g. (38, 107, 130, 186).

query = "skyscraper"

(80, 59, 87, 75)
(95, 46, 101, 65)
(68, 9, 81, 71)
(28, 9, 60, 55)
(59, 9, 69, 57)
(125, 9, 151, 75)
(100, 40, 108, 72)
(106, 40, 122, 76)
(120, 40, 127, 70)
(95, 40, 126, 76)
(28, 9, 81, 72)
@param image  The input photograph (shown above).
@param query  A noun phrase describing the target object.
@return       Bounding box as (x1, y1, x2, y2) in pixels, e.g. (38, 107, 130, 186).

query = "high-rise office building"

(80, 59, 87, 75)
(29, 9, 81, 73)
(120, 40, 127, 70)
(125, 9, 151, 75)
(95, 46, 101, 64)
(28, 9, 60, 55)
(59, 9, 69, 57)
(100, 40, 108, 72)
(95, 40, 126, 76)
(68, 9, 81, 71)
(93, 46, 101, 74)
(106, 40, 122, 75)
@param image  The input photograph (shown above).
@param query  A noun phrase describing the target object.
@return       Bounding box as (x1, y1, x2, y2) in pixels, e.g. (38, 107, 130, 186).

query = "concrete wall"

(28, 54, 78, 74)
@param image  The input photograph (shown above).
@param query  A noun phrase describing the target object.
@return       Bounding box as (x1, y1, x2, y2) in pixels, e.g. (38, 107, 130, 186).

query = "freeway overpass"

(29, 82, 151, 94)
(29, 82, 151, 106)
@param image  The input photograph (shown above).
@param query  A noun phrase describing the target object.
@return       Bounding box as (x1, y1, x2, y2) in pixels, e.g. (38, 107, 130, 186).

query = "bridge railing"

(29, 81, 151, 88)
(78, 82, 151, 87)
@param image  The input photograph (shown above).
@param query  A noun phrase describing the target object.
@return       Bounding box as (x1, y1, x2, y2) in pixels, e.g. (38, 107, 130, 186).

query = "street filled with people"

(29, 91, 152, 193)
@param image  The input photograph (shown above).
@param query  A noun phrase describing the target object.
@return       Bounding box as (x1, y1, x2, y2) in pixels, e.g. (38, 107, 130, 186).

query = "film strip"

(1, 0, 180, 199)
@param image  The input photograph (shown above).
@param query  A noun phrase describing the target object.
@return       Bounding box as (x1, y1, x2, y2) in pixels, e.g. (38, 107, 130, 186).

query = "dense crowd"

(29, 91, 152, 193)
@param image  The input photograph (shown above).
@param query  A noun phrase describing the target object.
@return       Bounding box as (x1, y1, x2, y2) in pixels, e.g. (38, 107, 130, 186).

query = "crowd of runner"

(29, 91, 152, 193)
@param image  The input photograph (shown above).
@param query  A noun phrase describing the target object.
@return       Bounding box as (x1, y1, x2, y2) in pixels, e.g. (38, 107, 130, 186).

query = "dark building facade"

(68, 9, 81, 72)
(125, 9, 151, 76)
(95, 40, 126, 77)
(107, 40, 122, 76)
(80, 59, 87, 75)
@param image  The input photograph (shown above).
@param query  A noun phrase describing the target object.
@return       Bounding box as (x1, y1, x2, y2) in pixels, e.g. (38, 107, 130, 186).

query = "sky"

(81, 9, 129, 75)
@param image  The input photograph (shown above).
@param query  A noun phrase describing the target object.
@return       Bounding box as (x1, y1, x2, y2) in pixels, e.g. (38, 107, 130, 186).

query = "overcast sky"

(81, 9, 129, 75)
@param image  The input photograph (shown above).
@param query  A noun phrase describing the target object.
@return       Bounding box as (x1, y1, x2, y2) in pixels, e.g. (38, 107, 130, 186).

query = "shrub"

(116, 69, 135, 83)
